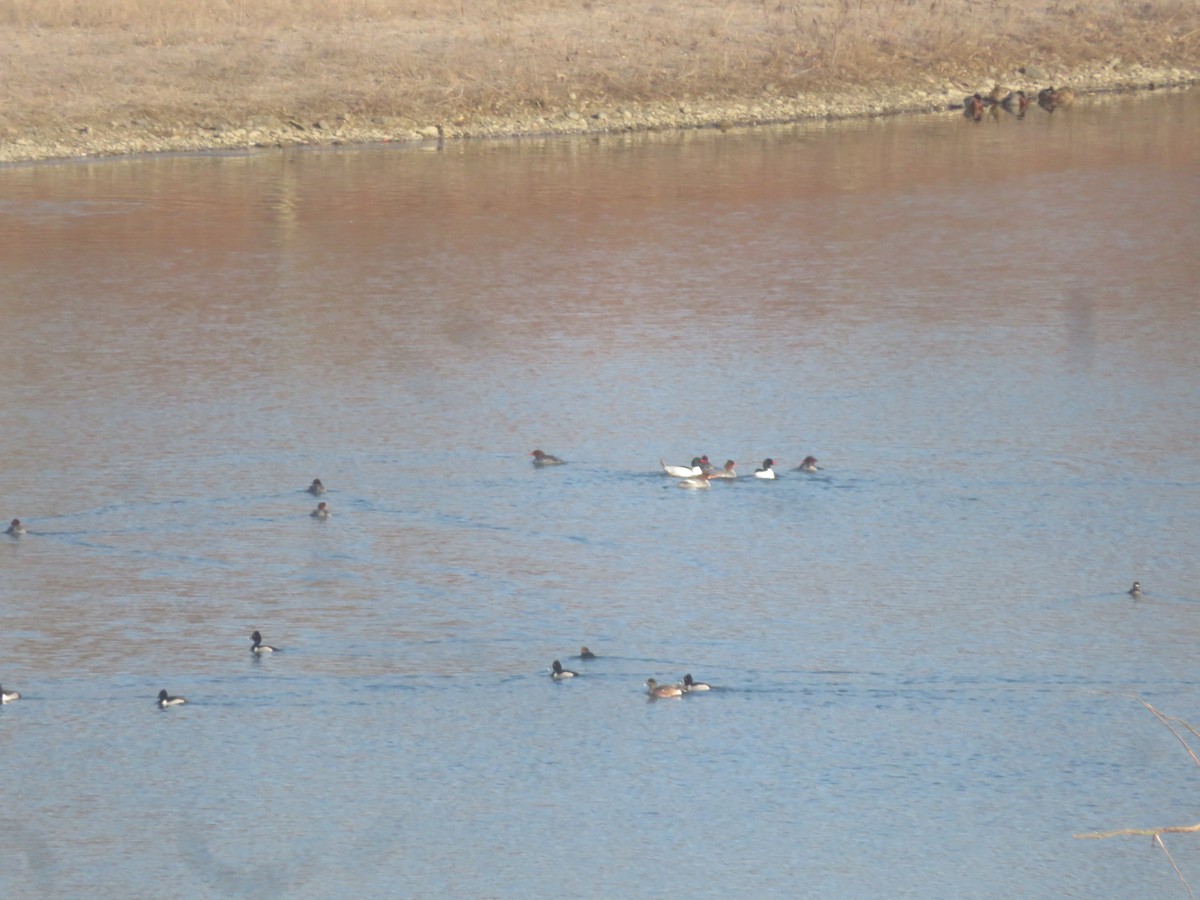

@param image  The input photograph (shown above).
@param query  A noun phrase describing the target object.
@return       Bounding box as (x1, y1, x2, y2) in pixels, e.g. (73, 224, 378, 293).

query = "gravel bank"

(1, 60, 1195, 165)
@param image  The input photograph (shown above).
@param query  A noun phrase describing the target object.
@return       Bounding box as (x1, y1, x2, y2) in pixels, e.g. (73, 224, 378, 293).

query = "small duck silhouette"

(1001, 90, 1029, 116)
(1037, 86, 1076, 112)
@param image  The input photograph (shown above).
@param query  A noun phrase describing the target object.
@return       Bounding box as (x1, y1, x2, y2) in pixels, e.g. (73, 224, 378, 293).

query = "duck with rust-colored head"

(530, 449, 566, 467)
(1001, 90, 1029, 115)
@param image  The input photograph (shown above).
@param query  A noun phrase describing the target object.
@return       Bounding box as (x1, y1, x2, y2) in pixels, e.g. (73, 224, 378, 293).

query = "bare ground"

(0, 0, 1197, 162)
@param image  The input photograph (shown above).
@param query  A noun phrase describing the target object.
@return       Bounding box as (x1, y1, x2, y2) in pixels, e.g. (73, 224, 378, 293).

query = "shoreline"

(1, 60, 1196, 166)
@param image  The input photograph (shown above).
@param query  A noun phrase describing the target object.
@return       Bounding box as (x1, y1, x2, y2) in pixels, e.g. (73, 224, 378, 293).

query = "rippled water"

(2, 89, 1199, 898)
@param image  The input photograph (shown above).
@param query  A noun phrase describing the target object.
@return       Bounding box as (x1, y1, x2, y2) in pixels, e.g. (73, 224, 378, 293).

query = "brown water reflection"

(1, 88, 1198, 899)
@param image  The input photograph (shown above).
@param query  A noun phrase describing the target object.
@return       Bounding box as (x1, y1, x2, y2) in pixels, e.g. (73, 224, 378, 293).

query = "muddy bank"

(1, 59, 1195, 165)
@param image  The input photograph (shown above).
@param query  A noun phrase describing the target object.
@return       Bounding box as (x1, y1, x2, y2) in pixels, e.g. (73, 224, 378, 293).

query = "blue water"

(1, 89, 1199, 898)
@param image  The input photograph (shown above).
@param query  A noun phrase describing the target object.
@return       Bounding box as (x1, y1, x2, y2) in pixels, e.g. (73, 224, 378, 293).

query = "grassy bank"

(1, 0, 1197, 161)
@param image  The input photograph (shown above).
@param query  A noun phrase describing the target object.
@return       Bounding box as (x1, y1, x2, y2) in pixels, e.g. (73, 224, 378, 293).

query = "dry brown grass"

(0, 0, 1197, 132)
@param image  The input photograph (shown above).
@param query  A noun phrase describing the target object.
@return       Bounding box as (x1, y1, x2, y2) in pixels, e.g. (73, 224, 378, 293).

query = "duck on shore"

(1001, 90, 1029, 115)
(1037, 86, 1076, 111)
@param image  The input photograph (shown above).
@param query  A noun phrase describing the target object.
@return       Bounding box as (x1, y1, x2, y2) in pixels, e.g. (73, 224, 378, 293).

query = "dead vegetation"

(0, 0, 1196, 131)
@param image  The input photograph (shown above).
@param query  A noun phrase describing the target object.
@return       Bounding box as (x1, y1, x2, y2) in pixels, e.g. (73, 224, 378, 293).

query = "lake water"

(2, 88, 1199, 898)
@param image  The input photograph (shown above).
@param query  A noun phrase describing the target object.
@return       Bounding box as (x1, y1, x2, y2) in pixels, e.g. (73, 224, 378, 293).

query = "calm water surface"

(2, 90, 1199, 898)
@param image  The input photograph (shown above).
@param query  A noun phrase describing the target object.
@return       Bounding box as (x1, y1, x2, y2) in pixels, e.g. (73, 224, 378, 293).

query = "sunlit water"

(2, 89, 1199, 898)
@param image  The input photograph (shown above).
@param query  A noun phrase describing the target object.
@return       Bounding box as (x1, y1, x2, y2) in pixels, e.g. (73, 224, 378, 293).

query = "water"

(1, 89, 1199, 898)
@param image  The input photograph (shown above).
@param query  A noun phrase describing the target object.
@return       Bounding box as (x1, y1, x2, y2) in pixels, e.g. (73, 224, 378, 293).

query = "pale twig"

(1073, 697, 1200, 898)
(1155, 835, 1197, 900)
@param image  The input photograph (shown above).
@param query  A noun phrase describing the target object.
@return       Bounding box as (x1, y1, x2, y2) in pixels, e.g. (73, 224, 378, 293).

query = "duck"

(530, 449, 566, 467)
(707, 459, 737, 480)
(1, 684, 20, 704)
(1128, 581, 1142, 598)
(250, 630, 278, 653)
(5, 518, 26, 536)
(794, 456, 820, 473)
(311, 501, 331, 519)
(697, 455, 718, 475)
(578, 647, 597, 660)
(307, 478, 326, 495)
(754, 458, 777, 479)
(1001, 90, 1029, 115)
(963, 93, 985, 119)
(681, 674, 712, 692)
(675, 472, 712, 489)
(157, 689, 187, 708)
(550, 660, 577, 680)
(645, 678, 683, 698)
(661, 456, 703, 478)
(1037, 86, 1076, 112)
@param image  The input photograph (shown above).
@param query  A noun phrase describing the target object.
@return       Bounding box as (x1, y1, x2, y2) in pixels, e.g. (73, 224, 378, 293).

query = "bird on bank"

(530, 449, 566, 467)
(1001, 90, 1029, 115)
(1038, 86, 1075, 111)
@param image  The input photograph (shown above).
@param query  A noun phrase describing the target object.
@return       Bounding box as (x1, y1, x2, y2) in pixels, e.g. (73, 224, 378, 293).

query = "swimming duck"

(530, 449, 566, 467)
(578, 647, 597, 660)
(675, 472, 712, 489)
(550, 660, 577, 679)
(697, 455, 718, 475)
(157, 689, 187, 708)
(754, 459, 777, 479)
(795, 456, 820, 472)
(707, 459, 737, 480)
(682, 674, 712, 692)
(964, 93, 985, 119)
(250, 630, 279, 653)
(645, 678, 683, 698)
(1, 684, 20, 704)
(1128, 581, 1142, 598)
(661, 457, 703, 478)
(5, 518, 26, 535)
(307, 479, 326, 495)
(311, 502, 331, 519)
(1001, 90, 1029, 115)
